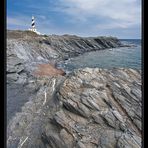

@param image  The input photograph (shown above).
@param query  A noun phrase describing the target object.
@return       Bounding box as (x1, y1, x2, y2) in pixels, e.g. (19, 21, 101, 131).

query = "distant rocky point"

(7, 29, 126, 83)
(7, 30, 123, 62)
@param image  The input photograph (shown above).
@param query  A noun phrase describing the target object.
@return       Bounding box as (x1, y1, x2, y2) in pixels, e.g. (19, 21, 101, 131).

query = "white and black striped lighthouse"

(31, 16, 36, 32)
(28, 16, 41, 34)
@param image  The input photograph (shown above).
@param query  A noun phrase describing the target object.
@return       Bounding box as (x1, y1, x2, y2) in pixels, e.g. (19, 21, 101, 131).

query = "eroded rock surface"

(7, 30, 123, 63)
(7, 68, 141, 148)
(7, 30, 141, 148)
(6, 30, 124, 86)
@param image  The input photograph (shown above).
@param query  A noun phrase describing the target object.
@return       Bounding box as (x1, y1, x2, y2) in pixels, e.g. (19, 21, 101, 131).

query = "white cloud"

(56, 0, 141, 29)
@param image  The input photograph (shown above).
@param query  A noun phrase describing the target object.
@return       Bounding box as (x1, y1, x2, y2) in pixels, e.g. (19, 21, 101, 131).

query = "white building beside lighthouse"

(28, 16, 41, 35)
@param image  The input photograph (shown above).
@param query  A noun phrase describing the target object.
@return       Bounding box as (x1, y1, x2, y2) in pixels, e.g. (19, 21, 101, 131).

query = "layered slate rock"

(7, 30, 124, 85)
(51, 68, 141, 148)
(7, 68, 142, 148)
(6, 30, 124, 88)
(7, 76, 66, 148)
(7, 30, 123, 62)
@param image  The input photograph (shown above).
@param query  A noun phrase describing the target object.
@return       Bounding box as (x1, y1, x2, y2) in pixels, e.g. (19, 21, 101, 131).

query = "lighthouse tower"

(31, 16, 36, 32)
(28, 16, 41, 34)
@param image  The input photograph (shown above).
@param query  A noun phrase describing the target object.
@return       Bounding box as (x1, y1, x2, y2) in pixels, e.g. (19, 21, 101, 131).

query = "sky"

(7, 0, 141, 39)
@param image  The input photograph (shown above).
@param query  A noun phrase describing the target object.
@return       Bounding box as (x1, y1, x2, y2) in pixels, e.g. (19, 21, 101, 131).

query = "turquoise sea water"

(58, 39, 141, 72)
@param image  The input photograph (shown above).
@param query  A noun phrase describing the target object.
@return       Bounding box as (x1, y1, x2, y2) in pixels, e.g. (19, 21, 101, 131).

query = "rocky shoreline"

(7, 30, 123, 63)
(7, 30, 142, 148)
(7, 30, 126, 84)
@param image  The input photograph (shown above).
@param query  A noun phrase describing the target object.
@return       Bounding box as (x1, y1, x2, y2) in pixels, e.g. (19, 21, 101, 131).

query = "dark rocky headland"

(7, 30, 142, 148)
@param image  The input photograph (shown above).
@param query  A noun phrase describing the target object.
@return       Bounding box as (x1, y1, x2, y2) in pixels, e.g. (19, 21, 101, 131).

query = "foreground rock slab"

(55, 68, 141, 148)
(7, 68, 141, 148)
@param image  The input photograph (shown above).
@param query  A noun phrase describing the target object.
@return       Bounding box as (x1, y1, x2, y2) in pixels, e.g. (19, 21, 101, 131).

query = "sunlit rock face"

(7, 67, 141, 148)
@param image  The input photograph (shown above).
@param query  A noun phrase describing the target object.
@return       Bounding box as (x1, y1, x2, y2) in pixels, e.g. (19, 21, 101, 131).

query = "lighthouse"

(28, 16, 41, 34)
(31, 16, 36, 32)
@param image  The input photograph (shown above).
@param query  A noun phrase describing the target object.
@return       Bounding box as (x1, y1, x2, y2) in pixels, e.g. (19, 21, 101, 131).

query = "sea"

(58, 39, 141, 72)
